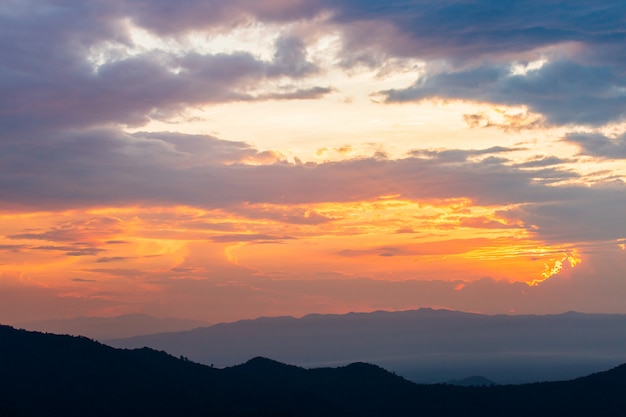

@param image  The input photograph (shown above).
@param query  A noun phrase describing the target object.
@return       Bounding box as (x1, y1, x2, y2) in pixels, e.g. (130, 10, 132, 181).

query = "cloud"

(268, 34, 319, 77)
(0, 271, 114, 323)
(4, 249, 626, 324)
(328, 1, 626, 62)
(0, 243, 106, 257)
(0, 245, 26, 252)
(514, 156, 573, 168)
(138, 250, 626, 322)
(32, 246, 106, 257)
(95, 257, 133, 263)
(124, 0, 324, 35)
(0, 6, 323, 133)
(2, 0, 626, 323)
(566, 131, 626, 159)
(228, 204, 334, 225)
(3, 0, 626, 137)
(463, 110, 545, 132)
(259, 86, 333, 100)
(338, 238, 508, 258)
(211, 234, 294, 243)
(7, 217, 123, 243)
(408, 146, 524, 163)
(72, 278, 97, 283)
(459, 217, 521, 230)
(383, 59, 626, 126)
(2, 127, 624, 245)
(500, 190, 626, 243)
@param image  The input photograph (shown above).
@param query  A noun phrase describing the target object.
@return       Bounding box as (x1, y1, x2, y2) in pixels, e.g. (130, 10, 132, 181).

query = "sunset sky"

(2, 0, 626, 324)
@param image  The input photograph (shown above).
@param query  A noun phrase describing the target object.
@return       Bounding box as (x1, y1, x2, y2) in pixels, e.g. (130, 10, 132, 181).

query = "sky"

(1, 0, 626, 324)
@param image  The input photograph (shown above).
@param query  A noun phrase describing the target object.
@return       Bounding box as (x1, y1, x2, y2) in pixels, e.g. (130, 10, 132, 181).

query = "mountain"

(17, 313, 209, 340)
(446, 376, 497, 386)
(108, 308, 626, 383)
(1, 324, 626, 417)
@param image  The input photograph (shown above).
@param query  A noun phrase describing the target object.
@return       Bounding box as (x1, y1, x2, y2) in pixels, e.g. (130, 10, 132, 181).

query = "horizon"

(2, 1, 626, 325)
(14, 307, 626, 385)
(14, 305, 622, 325)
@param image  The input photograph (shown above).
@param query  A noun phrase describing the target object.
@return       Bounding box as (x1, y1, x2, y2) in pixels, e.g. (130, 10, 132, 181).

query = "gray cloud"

(327, 1, 626, 62)
(0, 4, 323, 134)
(0, 245, 26, 252)
(124, 0, 324, 35)
(259, 86, 334, 100)
(72, 278, 97, 283)
(2, 129, 624, 244)
(0, 0, 626, 135)
(321, 1, 626, 126)
(383, 59, 626, 126)
(514, 156, 573, 168)
(500, 191, 626, 243)
(31, 246, 106, 257)
(6, 217, 123, 242)
(1, 1, 625, 258)
(96, 257, 134, 263)
(566, 132, 626, 159)
(3, 0, 625, 137)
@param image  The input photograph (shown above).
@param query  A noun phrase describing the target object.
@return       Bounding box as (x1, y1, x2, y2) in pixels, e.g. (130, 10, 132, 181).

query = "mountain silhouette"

(108, 308, 626, 383)
(2, 324, 626, 416)
(446, 375, 497, 386)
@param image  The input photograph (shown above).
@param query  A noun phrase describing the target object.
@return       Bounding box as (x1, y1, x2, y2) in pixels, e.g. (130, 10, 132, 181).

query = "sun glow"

(528, 251, 582, 286)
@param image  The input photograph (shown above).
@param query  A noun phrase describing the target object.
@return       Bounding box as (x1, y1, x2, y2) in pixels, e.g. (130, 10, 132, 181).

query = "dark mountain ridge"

(1, 324, 626, 416)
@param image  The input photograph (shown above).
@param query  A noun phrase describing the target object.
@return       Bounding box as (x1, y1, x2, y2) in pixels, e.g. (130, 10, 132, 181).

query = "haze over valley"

(107, 308, 626, 384)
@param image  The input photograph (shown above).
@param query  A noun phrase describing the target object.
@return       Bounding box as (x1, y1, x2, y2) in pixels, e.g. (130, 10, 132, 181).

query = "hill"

(108, 308, 626, 383)
(2, 325, 626, 416)
(446, 375, 497, 386)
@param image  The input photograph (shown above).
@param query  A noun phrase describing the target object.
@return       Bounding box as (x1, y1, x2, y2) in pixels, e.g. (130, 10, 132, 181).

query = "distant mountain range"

(17, 313, 209, 340)
(107, 308, 626, 384)
(1, 324, 625, 417)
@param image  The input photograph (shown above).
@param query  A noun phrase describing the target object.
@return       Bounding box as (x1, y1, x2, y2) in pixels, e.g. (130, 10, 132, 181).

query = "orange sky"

(1, 0, 626, 324)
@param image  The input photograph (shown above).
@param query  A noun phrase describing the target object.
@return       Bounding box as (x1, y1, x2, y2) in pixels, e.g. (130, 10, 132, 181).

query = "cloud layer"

(1, 1, 626, 322)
